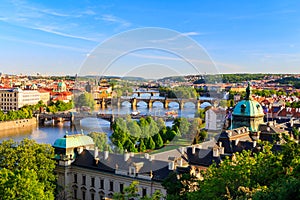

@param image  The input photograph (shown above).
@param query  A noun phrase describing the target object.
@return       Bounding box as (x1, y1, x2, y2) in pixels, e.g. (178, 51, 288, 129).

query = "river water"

(0, 101, 197, 145)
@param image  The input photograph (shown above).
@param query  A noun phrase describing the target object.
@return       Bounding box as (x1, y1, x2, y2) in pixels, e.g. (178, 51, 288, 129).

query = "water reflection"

(0, 100, 196, 145)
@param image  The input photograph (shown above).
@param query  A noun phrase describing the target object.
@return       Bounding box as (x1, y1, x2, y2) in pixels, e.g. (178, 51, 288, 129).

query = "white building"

(54, 134, 174, 200)
(0, 88, 41, 111)
(205, 107, 226, 131)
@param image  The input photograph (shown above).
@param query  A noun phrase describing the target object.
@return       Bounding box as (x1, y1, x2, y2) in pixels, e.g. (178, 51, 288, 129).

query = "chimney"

(104, 150, 109, 160)
(290, 119, 294, 127)
(179, 158, 183, 167)
(168, 161, 175, 170)
(145, 153, 149, 159)
(219, 146, 224, 155)
(253, 141, 257, 147)
(227, 131, 232, 137)
(213, 148, 219, 157)
(124, 152, 130, 161)
(192, 146, 196, 154)
(149, 155, 155, 161)
(78, 147, 84, 154)
(180, 147, 185, 154)
(94, 147, 99, 159)
(235, 139, 239, 146)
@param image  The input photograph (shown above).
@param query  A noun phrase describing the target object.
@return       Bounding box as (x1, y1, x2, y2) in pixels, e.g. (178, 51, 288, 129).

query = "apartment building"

(54, 134, 174, 200)
(0, 88, 42, 111)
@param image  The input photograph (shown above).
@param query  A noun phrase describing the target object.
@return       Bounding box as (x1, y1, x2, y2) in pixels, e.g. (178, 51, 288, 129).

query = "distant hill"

(268, 76, 300, 88)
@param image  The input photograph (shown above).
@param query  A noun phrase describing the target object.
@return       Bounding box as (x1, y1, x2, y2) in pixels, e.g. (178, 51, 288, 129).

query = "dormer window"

(241, 104, 246, 112)
(129, 166, 136, 176)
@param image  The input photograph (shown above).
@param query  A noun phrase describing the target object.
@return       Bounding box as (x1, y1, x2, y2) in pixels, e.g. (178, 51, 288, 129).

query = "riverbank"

(0, 118, 37, 131)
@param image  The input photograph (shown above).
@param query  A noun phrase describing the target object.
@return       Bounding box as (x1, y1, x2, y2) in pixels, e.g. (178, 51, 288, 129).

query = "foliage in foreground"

(163, 138, 300, 200)
(113, 181, 162, 200)
(0, 139, 56, 200)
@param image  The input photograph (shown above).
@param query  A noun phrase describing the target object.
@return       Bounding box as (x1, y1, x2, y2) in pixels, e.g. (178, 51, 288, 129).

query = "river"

(0, 101, 198, 145)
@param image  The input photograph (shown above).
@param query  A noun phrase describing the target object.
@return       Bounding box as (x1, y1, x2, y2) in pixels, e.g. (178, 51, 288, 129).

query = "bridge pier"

(70, 118, 81, 127)
(148, 100, 153, 109)
(101, 98, 106, 109)
(196, 100, 201, 109)
(179, 102, 184, 110)
(131, 98, 137, 110)
(164, 100, 169, 109)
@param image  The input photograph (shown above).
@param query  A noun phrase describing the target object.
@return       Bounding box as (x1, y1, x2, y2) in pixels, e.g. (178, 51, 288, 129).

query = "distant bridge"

(130, 89, 160, 97)
(37, 112, 177, 128)
(95, 96, 217, 110)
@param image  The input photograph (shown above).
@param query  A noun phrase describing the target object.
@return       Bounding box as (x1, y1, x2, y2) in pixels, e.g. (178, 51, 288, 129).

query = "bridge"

(37, 112, 177, 128)
(95, 96, 217, 110)
(130, 89, 160, 97)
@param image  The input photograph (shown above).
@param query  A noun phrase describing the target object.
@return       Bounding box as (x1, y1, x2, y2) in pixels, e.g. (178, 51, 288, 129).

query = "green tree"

(127, 120, 142, 139)
(74, 92, 95, 110)
(186, 139, 300, 200)
(113, 181, 139, 200)
(153, 133, 164, 149)
(195, 109, 205, 120)
(0, 168, 53, 200)
(146, 137, 156, 150)
(0, 139, 56, 199)
(156, 118, 166, 131)
(88, 132, 112, 152)
(139, 139, 146, 152)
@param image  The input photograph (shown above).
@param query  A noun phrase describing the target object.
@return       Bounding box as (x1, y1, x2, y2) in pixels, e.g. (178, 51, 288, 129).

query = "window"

(91, 193, 95, 200)
(74, 174, 77, 183)
(82, 175, 86, 185)
(142, 188, 147, 197)
(82, 191, 86, 200)
(99, 191, 105, 200)
(91, 177, 95, 187)
(100, 179, 104, 189)
(120, 183, 124, 193)
(109, 181, 114, 191)
(74, 189, 77, 199)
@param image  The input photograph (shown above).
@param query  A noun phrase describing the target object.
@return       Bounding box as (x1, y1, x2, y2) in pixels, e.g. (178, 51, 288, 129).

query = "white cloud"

(0, 35, 88, 52)
(100, 14, 131, 28)
(32, 26, 98, 42)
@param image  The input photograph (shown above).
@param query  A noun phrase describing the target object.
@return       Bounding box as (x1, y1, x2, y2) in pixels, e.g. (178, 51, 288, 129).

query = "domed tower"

(57, 81, 67, 92)
(231, 82, 264, 132)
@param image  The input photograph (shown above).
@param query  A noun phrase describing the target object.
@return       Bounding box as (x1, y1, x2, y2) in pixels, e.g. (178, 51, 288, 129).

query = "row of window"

(1, 106, 17, 111)
(73, 173, 150, 198)
(1, 102, 17, 106)
(73, 189, 109, 200)
(73, 186, 148, 200)
(0, 98, 17, 102)
(0, 93, 17, 97)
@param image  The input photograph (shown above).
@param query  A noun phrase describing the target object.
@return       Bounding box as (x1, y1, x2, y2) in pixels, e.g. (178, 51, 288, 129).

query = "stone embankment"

(0, 118, 37, 130)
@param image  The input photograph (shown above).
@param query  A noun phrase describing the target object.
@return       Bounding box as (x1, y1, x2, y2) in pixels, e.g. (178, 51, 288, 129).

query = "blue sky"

(0, 0, 300, 77)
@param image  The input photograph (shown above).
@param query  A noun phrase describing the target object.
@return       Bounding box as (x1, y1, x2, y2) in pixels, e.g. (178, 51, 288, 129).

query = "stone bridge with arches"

(95, 96, 217, 110)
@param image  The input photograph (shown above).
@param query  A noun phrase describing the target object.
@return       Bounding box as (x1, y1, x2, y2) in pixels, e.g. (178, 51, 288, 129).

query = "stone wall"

(0, 118, 37, 130)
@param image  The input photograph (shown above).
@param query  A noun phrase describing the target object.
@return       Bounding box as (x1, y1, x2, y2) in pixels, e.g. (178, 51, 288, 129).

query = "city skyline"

(1, 0, 300, 77)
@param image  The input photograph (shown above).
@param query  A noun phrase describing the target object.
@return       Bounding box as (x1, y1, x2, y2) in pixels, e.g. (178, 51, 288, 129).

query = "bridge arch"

(152, 101, 164, 108)
(121, 101, 131, 107)
(136, 101, 148, 107)
(183, 101, 196, 108)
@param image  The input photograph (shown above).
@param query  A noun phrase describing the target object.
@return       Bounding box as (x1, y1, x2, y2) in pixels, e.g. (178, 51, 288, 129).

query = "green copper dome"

(53, 134, 94, 149)
(232, 99, 264, 117)
(231, 82, 264, 132)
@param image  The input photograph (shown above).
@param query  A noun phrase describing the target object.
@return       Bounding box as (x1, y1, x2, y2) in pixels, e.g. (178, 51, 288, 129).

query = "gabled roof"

(185, 147, 221, 167)
(72, 150, 173, 182)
